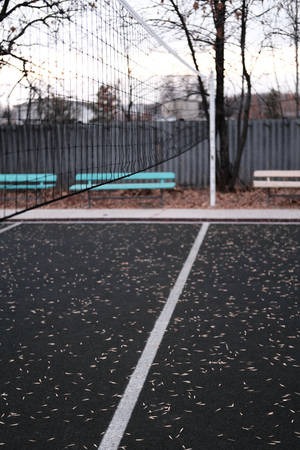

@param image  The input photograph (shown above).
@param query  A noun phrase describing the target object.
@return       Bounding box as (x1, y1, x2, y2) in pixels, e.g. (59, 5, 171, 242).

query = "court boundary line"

(98, 222, 210, 450)
(12, 220, 300, 226)
(7, 218, 300, 224)
(0, 223, 21, 234)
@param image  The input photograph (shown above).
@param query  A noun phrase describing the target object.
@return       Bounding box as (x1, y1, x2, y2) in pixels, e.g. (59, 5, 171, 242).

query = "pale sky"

(128, 0, 297, 96)
(0, 0, 297, 109)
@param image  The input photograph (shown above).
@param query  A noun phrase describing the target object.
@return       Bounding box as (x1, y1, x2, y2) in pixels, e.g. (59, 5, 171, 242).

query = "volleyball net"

(0, 0, 210, 220)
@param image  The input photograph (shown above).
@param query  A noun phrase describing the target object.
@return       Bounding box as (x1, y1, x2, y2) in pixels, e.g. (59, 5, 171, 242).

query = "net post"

(209, 70, 216, 207)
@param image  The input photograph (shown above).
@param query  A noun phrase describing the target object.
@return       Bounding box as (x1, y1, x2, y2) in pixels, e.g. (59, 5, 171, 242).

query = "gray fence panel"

(155, 118, 300, 186)
(1, 119, 300, 187)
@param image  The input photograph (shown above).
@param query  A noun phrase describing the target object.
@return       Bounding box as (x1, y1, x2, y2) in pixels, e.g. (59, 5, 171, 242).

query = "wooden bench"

(0, 174, 57, 201)
(253, 170, 300, 203)
(69, 172, 176, 207)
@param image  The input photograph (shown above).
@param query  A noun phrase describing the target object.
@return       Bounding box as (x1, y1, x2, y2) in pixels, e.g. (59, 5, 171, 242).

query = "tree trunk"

(230, 0, 251, 190)
(295, 0, 299, 117)
(169, 0, 209, 123)
(213, 0, 231, 191)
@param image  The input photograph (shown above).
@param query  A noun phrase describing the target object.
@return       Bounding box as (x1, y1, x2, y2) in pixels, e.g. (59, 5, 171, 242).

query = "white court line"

(0, 222, 21, 235)
(18, 221, 202, 225)
(15, 220, 300, 225)
(98, 222, 210, 450)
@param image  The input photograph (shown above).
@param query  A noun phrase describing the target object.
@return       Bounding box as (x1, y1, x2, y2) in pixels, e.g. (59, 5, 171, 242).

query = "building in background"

(11, 100, 94, 124)
(161, 96, 202, 121)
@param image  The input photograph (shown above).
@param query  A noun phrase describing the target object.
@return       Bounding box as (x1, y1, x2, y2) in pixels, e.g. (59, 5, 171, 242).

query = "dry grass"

(2, 187, 299, 210)
(41, 187, 300, 210)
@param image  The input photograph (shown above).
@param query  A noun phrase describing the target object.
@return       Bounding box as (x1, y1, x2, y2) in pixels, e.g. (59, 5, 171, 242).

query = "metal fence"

(157, 118, 300, 187)
(1, 119, 299, 187)
(0, 121, 207, 187)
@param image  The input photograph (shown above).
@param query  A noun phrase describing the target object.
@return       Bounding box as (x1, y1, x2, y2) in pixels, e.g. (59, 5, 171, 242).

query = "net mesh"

(0, 0, 208, 220)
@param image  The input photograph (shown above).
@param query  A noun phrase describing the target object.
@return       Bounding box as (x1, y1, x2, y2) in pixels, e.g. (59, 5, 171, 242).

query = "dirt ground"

(44, 187, 300, 209)
(2, 187, 300, 210)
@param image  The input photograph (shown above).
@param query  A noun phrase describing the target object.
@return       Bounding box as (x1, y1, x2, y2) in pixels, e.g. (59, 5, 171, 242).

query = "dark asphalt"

(0, 223, 13, 231)
(0, 223, 199, 449)
(0, 223, 299, 450)
(120, 224, 300, 449)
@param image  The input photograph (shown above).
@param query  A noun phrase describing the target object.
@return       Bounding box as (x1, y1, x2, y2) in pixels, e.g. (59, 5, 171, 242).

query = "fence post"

(209, 71, 216, 207)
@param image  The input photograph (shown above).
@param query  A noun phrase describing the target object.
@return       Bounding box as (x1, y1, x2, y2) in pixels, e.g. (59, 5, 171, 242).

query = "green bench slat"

(93, 182, 176, 190)
(0, 174, 57, 182)
(70, 172, 176, 192)
(70, 184, 92, 190)
(0, 184, 56, 189)
(71, 172, 176, 207)
(70, 182, 176, 191)
(75, 172, 175, 181)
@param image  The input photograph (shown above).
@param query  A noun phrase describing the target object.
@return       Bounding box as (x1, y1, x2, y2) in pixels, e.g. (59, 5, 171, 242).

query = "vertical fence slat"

(1, 119, 300, 188)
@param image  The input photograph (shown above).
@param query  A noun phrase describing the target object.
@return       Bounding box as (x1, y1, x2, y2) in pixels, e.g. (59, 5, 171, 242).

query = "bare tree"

(1, 105, 12, 124)
(147, 0, 267, 190)
(37, 95, 77, 123)
(146, 1, 211, 121)
(230, 0, 252, 190)
(0, 1, 83, 66)
(90, 84, 121, 122)
(269, 0, 300, 117)
(0, 0, 86, 114)
(210, 0, 230, 190)
(263, 89, 283, 119)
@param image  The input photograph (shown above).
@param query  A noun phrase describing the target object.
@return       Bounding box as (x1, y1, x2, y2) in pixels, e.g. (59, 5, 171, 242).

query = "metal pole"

(209, 70, 216, 207)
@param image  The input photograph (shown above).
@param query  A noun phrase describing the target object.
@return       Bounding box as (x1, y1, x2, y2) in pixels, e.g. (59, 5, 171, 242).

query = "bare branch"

(0, 0, 11, 22)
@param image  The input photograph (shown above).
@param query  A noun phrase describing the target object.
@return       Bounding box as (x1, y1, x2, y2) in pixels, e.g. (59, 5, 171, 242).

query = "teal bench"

(0, 174, 57, 201)
(69, 172, 176, 207)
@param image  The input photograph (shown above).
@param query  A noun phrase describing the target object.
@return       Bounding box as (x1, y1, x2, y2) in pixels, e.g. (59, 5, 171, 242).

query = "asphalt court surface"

(0, 223, 14, 231)
(0, 222, 299, 449)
